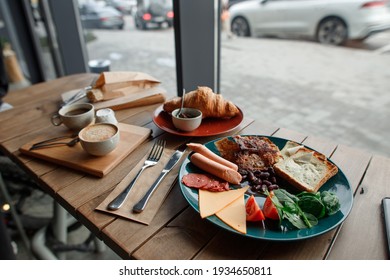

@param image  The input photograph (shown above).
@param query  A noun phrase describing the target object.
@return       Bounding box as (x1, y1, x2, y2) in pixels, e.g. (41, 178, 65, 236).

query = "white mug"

(78, 123, 120, 156)
(51, 103, 95, 131)
(95, 108, 118, 124)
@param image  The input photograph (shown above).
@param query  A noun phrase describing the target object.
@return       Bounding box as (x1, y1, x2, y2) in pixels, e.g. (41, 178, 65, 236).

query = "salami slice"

(182, 174, 209, 189)
(203, 178, 229, 192)
(182, 173, 230, 192)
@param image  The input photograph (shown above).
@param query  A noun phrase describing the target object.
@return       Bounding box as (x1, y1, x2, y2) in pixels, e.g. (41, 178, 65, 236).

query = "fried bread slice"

(274, 141, 338, 193)
(215, 135, 282, 172)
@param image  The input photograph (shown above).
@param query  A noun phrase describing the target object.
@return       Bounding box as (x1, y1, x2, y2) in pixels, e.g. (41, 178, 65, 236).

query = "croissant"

(163, 86, 239, 119)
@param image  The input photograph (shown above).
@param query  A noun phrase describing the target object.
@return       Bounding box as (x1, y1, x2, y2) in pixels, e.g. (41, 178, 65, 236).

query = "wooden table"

(1, 73, 389, 260)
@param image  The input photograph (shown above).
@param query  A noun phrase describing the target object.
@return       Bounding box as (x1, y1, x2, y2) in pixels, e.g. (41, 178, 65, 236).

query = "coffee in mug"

(80, 123, 117, 141)
(51, 103, 94, 131)
(79, 123, 120, 156)
(65, 108, 90, 116)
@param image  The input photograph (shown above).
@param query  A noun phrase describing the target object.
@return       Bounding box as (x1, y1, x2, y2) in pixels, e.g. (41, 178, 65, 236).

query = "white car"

(229, 0, 390, 45)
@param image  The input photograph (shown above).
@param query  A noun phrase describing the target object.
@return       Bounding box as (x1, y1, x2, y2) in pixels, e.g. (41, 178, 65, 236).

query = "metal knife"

(132, 144, 187, 213)
(60, 77, 97, 107)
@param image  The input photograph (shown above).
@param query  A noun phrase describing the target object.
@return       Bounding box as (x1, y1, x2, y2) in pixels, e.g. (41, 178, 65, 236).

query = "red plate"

(152, 105, 244, 137)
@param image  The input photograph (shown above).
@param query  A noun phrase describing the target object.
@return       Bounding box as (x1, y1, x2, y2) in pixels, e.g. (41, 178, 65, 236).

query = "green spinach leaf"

(269, 188, 340, 230)
(321, 191, 340, 215)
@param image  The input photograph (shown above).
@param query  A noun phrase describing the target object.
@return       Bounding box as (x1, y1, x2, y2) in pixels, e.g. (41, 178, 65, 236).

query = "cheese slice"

(199, 186, 249, 218)
(216, 195, 247, 234)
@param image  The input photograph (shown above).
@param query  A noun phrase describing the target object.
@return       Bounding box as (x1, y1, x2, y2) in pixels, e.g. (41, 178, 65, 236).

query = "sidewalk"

(220, 36, 390, 158)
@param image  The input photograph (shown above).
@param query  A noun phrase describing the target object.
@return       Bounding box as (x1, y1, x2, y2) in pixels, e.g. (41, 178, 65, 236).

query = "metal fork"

(107, 139, 166, 210)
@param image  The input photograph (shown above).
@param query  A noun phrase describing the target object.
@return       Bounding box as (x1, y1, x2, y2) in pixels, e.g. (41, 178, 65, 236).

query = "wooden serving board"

(61, 86, 167, 111)
(19, 123, 151, 177)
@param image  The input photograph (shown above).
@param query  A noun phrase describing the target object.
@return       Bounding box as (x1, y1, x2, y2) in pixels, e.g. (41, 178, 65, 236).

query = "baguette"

(274, 141, 338, 193)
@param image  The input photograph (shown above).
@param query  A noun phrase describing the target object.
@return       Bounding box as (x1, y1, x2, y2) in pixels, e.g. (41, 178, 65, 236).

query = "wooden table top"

(1, 73, 389, 260)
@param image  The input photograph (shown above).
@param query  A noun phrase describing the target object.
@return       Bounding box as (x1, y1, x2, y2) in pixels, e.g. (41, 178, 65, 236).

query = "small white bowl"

(78, 123, 120, 156)
(172, 108, 202, 132)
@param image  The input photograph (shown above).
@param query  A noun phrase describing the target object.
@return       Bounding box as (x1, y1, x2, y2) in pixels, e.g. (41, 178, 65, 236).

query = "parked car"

(228, 0, 249, 8)
(79, 4, 125, 29)
(134, 0, 174, 30)
(105, 0, 136, 15)
(229, 0, 390, 45)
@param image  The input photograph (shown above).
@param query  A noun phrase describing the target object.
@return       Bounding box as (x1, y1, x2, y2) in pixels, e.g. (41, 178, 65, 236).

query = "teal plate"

(178, 135, 353, 241)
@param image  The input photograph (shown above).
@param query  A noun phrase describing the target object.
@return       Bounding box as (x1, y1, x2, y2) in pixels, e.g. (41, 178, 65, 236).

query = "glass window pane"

(78, 0, 177, 99)
(221, 0, 390, 157)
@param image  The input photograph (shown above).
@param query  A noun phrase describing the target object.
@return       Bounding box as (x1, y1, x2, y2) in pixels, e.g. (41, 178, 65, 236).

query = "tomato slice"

(263, 192, 280, 220)
(245, 195, 265, 222)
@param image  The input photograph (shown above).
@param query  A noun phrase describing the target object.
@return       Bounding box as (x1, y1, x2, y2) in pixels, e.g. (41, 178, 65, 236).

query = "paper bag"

(95, 71, 161, 96)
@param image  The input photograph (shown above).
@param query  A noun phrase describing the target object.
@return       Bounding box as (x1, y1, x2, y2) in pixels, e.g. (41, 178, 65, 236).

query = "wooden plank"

(22, 156, 58, 178)
(195, 230, 269, 260)
(194, 117, 255, 145)
(3, 126, 73, 155)
(56, 139, 155, 210)
(273, 127, 306, 143)
(260, 231, 336, 260)
(108, 103, 161, 125)
(93, 87, 166, 111)
(76, 189, 117, 237)
(0, 102, 55, 129)
(133, 207, 219, 260)
(238, 120, 279, 136)
(302, 135, 337, 157)
(330, 144, 371, 194)
(4, 73, 97, 107)
(102, 183, 190, 259)
(41, 168, 86, 194)
(328, 155, 390, 259)
(1, 74, 97, 142)
(0, 101, 57, 142)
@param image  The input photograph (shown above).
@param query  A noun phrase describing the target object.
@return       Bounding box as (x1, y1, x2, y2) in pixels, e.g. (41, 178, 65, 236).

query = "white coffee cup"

(95, 108, 118, 124)
(51, 103, 95, 131)
(78, 123, 120, 156)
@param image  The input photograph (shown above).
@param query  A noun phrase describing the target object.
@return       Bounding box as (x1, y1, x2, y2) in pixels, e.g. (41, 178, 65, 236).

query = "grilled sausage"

(187, 142, 238, 171)
(190, 153, 242, 185)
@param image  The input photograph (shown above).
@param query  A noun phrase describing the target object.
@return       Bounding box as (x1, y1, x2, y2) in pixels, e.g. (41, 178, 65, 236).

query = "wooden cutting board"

(61, 86, 166, 111)
(19, 123, 151, 177)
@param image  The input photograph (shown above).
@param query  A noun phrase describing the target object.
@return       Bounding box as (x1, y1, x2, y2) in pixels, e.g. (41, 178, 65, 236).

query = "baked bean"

(240, 167, 279, 194)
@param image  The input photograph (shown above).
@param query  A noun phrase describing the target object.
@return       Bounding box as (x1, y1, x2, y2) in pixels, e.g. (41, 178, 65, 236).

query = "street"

(85, 15, 390, 158)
